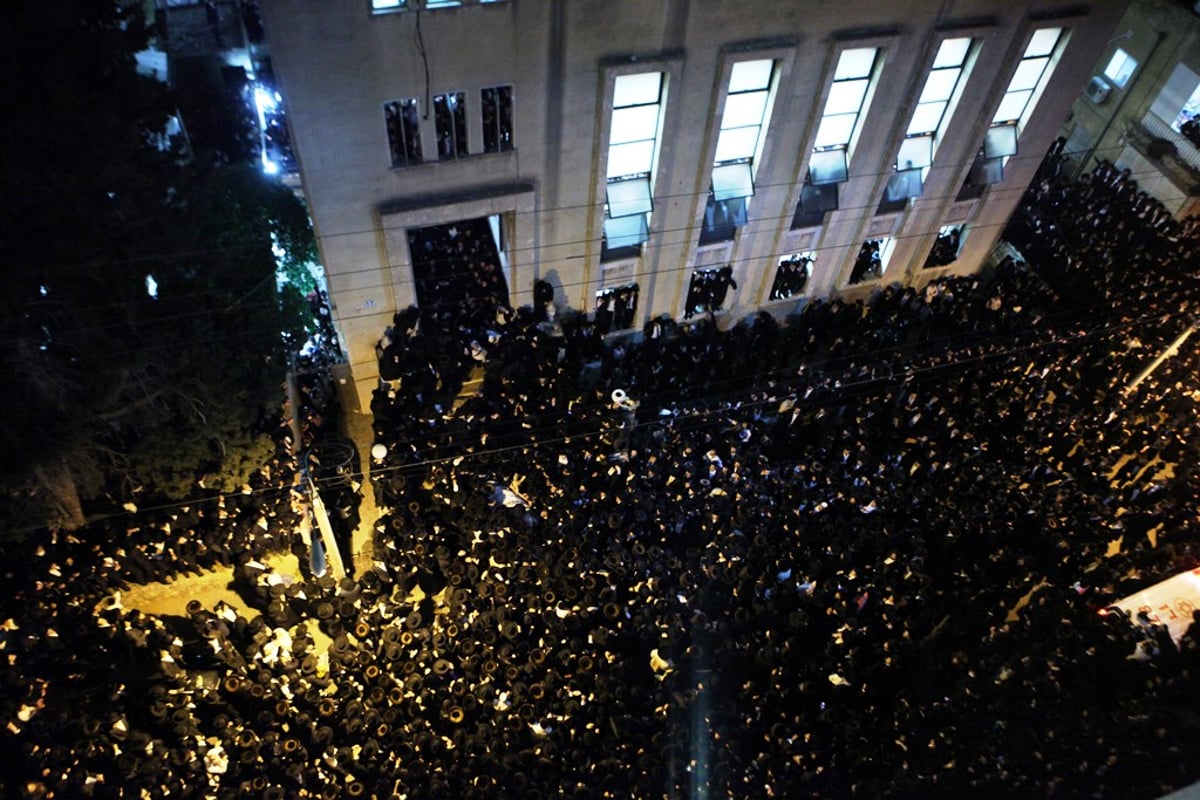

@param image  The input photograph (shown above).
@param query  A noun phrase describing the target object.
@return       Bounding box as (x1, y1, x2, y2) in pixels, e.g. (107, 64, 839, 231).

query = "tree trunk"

(34, 461, 86, 531)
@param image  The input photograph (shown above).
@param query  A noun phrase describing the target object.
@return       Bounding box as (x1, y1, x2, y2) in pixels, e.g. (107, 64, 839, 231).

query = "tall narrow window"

(811, 48, 879, 184)
(993, 28, 1064, 126)
(966, 28, 1065, 192)
(883, 37, 974, 209)
(702, 59, 777, 244)
(433, 92, 468, 160)
(795, 47, 880, 228)
(481, 86, 514, 153)
(384, 98, 422, 167)
(603, 72, 666, 260)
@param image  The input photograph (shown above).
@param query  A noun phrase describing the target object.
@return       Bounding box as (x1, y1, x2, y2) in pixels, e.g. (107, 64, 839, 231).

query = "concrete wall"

(262, 0, 1129, 408)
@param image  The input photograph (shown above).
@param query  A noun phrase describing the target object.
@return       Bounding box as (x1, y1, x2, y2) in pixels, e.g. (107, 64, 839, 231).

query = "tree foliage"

(0, 1, 313, 533)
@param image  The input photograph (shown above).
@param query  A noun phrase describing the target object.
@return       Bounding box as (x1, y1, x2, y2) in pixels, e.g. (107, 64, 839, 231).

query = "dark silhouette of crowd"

(923, 225, 962, 269)
(849, 238, 884, 284)
(769, 254, 811, 300)
(2, 148, 1199, 799)
(407, 219, 510, 331)
(685, 265, 737, 318)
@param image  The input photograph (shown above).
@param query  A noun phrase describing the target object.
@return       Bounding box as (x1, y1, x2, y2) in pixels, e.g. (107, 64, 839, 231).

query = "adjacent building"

(1059, 0, 1200, 215)
(260, 0, 1129, 408)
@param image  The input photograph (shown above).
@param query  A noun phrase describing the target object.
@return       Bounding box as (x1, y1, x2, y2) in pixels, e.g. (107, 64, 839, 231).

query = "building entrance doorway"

(407, 215, 510, 328)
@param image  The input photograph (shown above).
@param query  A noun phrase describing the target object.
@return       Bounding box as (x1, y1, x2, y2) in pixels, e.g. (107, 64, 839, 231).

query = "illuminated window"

(966, 27, 1065, 191)
(848, 238, 893, 285)
(603, 72, 666, 260)
(993, 28, 1064, 125)
(885, 38, 974, 207)
(702, 59, 778, 243)
(481, 86, 514, 153)
(384, 98, 422, 167)
(373, 0, 506, 13)
(1104, 48, 1137, 89)
(770, 253, 813, 300)
(595, 283, 639, 333)
(685, 265, 736, 318)
(433, 92, 468, 160)
(810, 48, 879, 184)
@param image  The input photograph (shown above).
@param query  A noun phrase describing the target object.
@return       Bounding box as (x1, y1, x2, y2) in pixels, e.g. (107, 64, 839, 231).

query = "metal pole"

(1123, 321, 1197, 396)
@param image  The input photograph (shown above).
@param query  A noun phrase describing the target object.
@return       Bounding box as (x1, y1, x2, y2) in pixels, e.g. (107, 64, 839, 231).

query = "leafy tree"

(0, 0, 313, 533)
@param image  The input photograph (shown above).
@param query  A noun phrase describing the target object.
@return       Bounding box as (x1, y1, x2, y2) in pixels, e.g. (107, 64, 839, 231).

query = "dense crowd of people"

(2, 149, 1199, 798)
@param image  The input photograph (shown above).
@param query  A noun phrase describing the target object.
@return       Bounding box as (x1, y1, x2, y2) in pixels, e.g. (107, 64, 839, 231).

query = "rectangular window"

(384, 98, 422, 167)
(603, 72, 666, 261)
(966, 27, 1065, 191)
(702, 59, 777, 243)
(811, 48, 880, 184)
(770, 253, 813, 301)
(792, 183, 838, 229)
(595, 283, 639, 333)
(684, 265, 736, 318)
(374, 0, 506, 11)
(481, 86, 514, 153)
(433, 92, 468, 160)
(848, 238, 892, 286)
(1104, 48, 1137, 89)
(923, 225, 963, 268)
(887, 37, 974, 205)
(993, 28, 1063, 126)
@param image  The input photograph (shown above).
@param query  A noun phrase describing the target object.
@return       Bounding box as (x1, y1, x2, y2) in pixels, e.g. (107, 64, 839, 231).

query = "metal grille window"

(481, 85, 514, 153)
(384, 98, 422, 167)
(434, 92, 468, 160)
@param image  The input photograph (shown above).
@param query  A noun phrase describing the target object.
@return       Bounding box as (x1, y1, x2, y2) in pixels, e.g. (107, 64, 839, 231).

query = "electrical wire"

(3, 299, 1186, 540)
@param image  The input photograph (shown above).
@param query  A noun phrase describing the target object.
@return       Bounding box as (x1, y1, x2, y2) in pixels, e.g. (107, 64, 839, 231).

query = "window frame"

(481, 85, 515, 153)
(433, 90, 469, 161)
(594, 282, 640, 333)
(888, 35, 978, 205)
(383, 97, 423, 168)
(769, 252, 814, 301)
(967, 25, 1069, 193)
(1099, 47, 1137, 88)
(702, 54, 784, 244)
(601, 68, 669, 261)
(810, 46, 882, 185)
